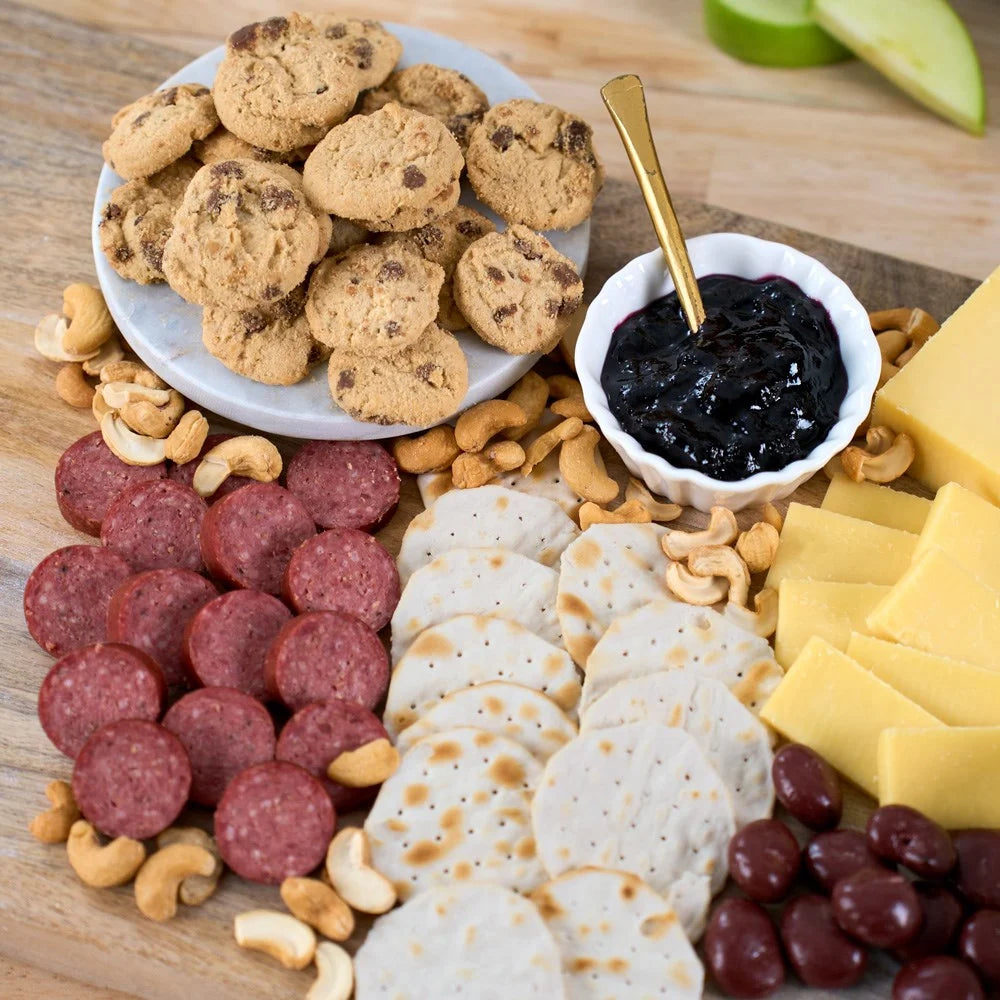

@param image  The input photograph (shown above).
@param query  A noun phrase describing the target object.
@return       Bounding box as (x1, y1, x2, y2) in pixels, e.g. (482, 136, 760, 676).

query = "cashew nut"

(34, 314, 99, 363)
(868, 307, 912, 332)
(163, 410, 209, 465)
(101, 412, 167, 466)
(62, 283, 115, 355)
(549, 395, 593, 422)
(503, 371, 548, 441)
(100, 381, 172, 409)
(307, 942, 354, 1000)
(66, 820, 146, 887)
(55, 364, 95, 408)
(761, 501, 783, 533)
(903, 307, 939, 345)
(876, 328, 907, 365)
(134, 843, 217, 921)
(520, 417, 583, 476)
(878, 358, 899, 389)
(736, 522, 780, 574)
(559, 424, 618, 505)
(455, 400, 528, 452)
(661, 507, 738, 561)
(326, 738, 400, 788)
(452, 441, 525, 489)
(665, 561, 729, 605)
(841, 431, 915, 484)
(234, 910, 317, 970)
(546, 374, 583, 400)
(156, 827, 222, 905)
(119, 389, 186, 439)
(28, 780, 80, 844)
(687, 544, 751, 608)
(579, 498, 652, 530)
(725, 588, 778, 639)
(99, 360, 167, 389)
(92, 383, 113, 422)
(81, 334, 125, 376)
(325, 827, 397, 915)
(624, 477, 682, 522)
(280, 877, 355, 942)
(393, 426, 461, 474)
(192, 435, 282, 497)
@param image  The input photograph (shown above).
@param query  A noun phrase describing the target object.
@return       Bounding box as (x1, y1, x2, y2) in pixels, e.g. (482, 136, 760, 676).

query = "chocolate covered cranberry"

(705, 898, 785, 998)
(894, 883, 963, 962)
(867, 805, 955, 878)
(772, 743, 842, 830)
(805, 828, 886, 892)
(781, 894, 867, 989)
(958, 910, 1000, 986)
(728, 819, 801, 903)
(832, 868, 922, 949)
(953, 830, 1000, 908)
(893, 956, 984, 1000)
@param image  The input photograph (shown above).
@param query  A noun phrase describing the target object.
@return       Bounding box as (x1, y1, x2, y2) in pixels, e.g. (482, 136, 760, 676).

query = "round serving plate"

(91, 23, 591, 440)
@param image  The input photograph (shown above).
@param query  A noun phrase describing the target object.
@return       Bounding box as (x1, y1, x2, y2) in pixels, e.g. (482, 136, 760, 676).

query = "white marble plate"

(91, 23, 591, 440)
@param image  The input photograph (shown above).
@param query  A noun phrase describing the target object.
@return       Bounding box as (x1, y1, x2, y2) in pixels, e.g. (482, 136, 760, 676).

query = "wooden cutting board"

(0, 4, 980, 997)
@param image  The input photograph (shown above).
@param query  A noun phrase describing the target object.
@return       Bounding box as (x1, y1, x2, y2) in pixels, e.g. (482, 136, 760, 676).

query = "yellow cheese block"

(760, 636, 943, 796)
(879, 727, 1000, 829)
(765, 504, 918, 591)
(821, 476, 931, 534)
(871, 265, 1000, 504)
(775, 580, 890, 667)
(848, 633, 1000, 727)
(914, 481, 1000, 591)
(867, 547, 1000, 670)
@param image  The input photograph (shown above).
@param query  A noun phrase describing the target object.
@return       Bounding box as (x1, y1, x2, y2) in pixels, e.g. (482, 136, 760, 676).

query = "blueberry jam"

(600, 274, 848, 481)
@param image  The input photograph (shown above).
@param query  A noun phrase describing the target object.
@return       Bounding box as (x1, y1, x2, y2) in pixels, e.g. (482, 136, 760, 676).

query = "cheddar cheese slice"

(760, 636, 943, 796)
(821, 476, 930, 534)
(879, 727, 1000, 829)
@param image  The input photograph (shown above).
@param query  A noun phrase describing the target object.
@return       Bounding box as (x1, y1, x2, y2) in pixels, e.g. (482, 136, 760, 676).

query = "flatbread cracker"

(397, 485, 579, 584)
(390, 547, 561, 662)
(354, 883, 566, 998)
(383, 614, 581, 738)
(557, 523, 670, 666)
(532, 868, 703, 1000)
(397, 681, 577, 762)
(581, 673, 775, 827)
(580, 600, 783, 717)
(365, 726, 545, 899)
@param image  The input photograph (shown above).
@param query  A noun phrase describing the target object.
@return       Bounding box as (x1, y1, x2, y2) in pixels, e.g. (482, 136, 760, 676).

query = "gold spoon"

(601, 74, 706, 334)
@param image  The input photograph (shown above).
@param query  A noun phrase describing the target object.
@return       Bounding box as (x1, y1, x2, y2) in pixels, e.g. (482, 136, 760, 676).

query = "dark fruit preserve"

(601, 274, 848, 481)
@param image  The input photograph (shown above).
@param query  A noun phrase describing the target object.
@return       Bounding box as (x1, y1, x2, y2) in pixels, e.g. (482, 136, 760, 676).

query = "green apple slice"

(704, 0, 851, 67)
(811, 0, 986, 134)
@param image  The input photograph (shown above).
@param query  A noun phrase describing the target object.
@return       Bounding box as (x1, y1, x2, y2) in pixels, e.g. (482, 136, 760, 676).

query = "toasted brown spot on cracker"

(404, 783, 429, 807)
(428, 740, 462, 764)
(488, 755, 526, 789)
(410, 631, 454, 658)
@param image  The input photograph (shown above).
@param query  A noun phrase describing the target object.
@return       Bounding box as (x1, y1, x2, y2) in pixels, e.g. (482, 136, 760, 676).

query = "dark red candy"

(772, 743, 842, 831)
(805, 828, 886, 892)
(893, 883, 964, 963)
(953, 830, 1000, 909)
(728, 819, 800, 903)
(867, 805, 955, 878)
(893, 956, 984, 1000)
(781, 893, 867, 989)
(831, 868, 922, 949)
(958, 910, 1000, 986)
(704, 898, 784, 998)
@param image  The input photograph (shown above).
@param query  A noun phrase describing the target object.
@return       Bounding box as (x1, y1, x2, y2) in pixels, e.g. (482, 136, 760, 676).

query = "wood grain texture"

(0, 3, 983, 998)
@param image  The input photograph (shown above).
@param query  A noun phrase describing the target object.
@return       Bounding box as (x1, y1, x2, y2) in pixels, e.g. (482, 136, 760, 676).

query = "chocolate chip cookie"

(162, 159, 320, 310)
(308, 14, 402, 90)
(453, 224, 583, 354)
(213, 14, 359, 152)
(378, 204, 495, 330)
(302, 103, 463, 230)
(328, 322, 468, 427)
(192, 126, 312, 165)
(306, 244, 444, 356)
(465, 99, 604, 230)
(99, 156, 199, 284)
(361, 63, 489, 150)
(266, 163, 333, 264)
(102, 83, 218, 180)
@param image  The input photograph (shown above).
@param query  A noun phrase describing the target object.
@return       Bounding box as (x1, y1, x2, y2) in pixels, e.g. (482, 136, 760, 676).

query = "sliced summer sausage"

(24, 545, 133, 657)
(55, 430, 166, 536)
(163, 687, 276, 806)
(265, 611, 389, 712)
(38, 643, 165, 758)
(183, 589, 291, 701)
(106, 568, 218, 686)
(214, 761, 335, 884)
(168, 433, 254, 501)
(282, 528, 400, 630)
(285, 440, 400, 532)
(200, 482, 315, 594)
(72, 719, 191, 839)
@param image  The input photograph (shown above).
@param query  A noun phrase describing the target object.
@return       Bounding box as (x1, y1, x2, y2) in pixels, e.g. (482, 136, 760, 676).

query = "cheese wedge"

(821, 476, 931, 534)
(760, 636, 943, 796)
(871, 265, 1000, 504)
(879, 727, 1000, 829)
(913, 481, 1000, 591)
(775, 580, 890, 667)
(867, 547, 1000, 670)
(848, 633, 1000, 727)
(765, 504, 918, 591)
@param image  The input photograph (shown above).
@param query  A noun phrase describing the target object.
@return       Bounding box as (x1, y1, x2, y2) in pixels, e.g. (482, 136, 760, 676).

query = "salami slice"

(24, 545, 133, 657)
(285, 440, 400, 532)
(101, 479, 207, 573)
(72, 719, 191, 839)
(106, 569, 218, 687)
(214, 761, 334, 884)
(201, 483, 315, 594)
(265, 611, 389, 712)
(276, 698, 389, 812)
(282, 529, 400, 630)
(183, 589, 291, 700)
(38, 643, 165, 758)
(168, 433, 254, 501)
(163, 687, 276, 806)
(55, 431, 166, 536)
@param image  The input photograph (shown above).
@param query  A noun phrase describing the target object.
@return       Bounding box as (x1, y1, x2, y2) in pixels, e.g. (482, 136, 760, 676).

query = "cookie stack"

(97, 11, 605, 427)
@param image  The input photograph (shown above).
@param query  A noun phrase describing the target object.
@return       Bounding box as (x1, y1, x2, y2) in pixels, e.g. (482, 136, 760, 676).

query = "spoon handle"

(602, 74, 706, 333)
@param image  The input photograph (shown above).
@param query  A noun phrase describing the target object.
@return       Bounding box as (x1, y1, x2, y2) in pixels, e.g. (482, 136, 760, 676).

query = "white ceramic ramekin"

(575, 232, 879, 512)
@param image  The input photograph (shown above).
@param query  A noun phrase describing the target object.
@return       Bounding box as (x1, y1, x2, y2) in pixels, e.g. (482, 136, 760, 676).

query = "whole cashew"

(326, 738, 400, 788)
(868, 307, 912, 332)
(665, 561, 729, 606)
(545, 374, 583, 400)
(101, 412, 167, 466)
(549, 395, 593, 422)
(62, 284, 115, 355)
(579, 498, 652, 531)
(661, 507, 738, 561)
(559, 425, 618, 505)
(761, 502, 784, 534)
(55, 364, 95, 408)
(725, 588, 778, 639)
(92, 383, 114, 422)
(66, 820, 146, 888)
(28, 780, 80, 844)
(134, 843, 217, 921)
(99, 360, 167, 389)
(876, 328, 907, 365)
(451, 441, 525, 489)
(81, 335, 125, 376)
(736, 522, 780, 574)
(503, 371, 548, 441)
(155, 827, 222, 905)
(903, 307, 939, 345)
(455, 400, 528, 453)
(307, 942, 354, 1000)
(100, 381, 172, 409)
(687, 544, 751, 608)
(520, 417, 583, 476)
(234, 910, 317, 970)
(34, 314, 99, 363)
(841, 432, 915, 484)
(119, 389, 185, 439)
(163, 410, 209, 465)
(393, 426, 461, 474)
(624, 477, 682, 522)
(192, 436, 282, 497)
(325, 827, 397, 915)
(280, 877, 355, 942)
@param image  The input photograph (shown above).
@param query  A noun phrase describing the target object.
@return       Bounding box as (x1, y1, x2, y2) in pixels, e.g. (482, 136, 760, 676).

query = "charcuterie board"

(0, 4, 984, 998)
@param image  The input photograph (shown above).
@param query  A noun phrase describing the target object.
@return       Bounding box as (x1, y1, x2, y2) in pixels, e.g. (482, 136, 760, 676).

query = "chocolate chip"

(490, 125, 514, 151)
(324, 22, 347, 39)
(456, 220, 483, 237)
(193, 86, 210, 97)
(415, 226, 443, 247)
(103, 203, 122, 222)
(261, 16, 289, 39)
(550, 262, 579, 288)
(241, 310, 268, 335)
(161, 88, 179, 106)
(385, 320, 400, 336)
(513, 238, 541, 260)
(415, 362, 438, 383)
(114, 245, 133, 262)
(316, 84, 329, 95)
(486, 266, 506, 284)
(140, 239, 164, 272)
(402, 165, 426, 189)
(205, 189, 239, 215)
(262, 284, 281, 300)
(545, 298, 560, 317)
(352, 38, 374, 70)
(211, 160, 245, 179)
(131, 111, 151, 130)
(260, 185, 298, 212)
(378, 260, 406, 281)
(554, 119, 590, 155)
(493, 303, 518, 323)
(229, 22, 259, 49)
(336, 369, 355, 390)
(559, 294, 582, 315)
